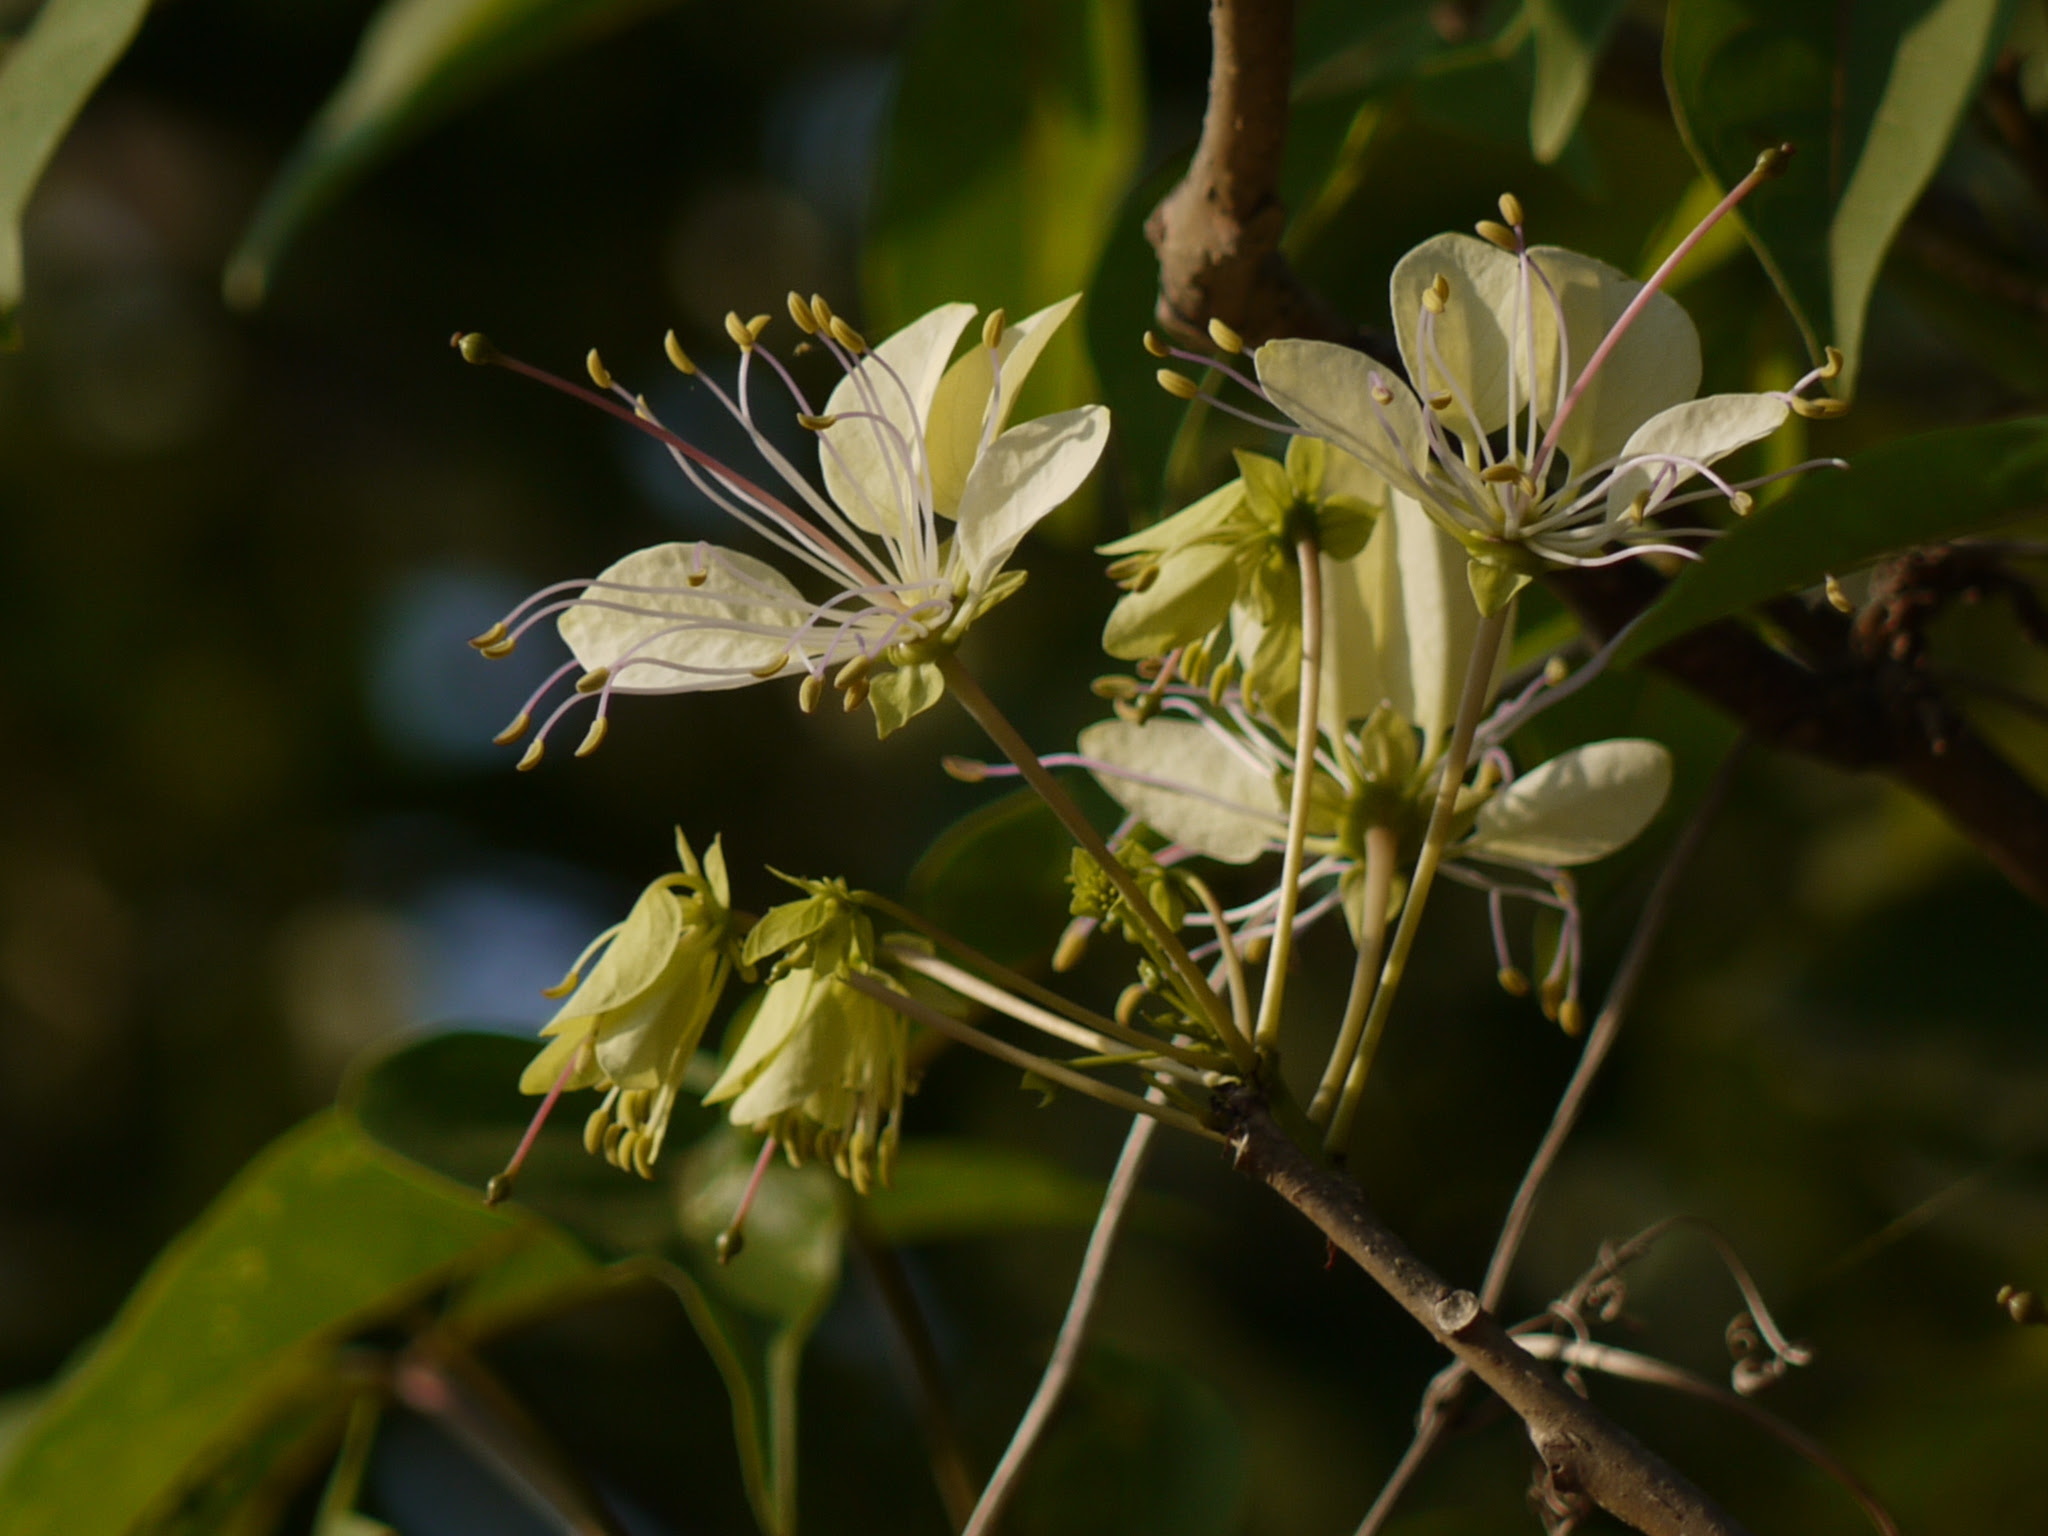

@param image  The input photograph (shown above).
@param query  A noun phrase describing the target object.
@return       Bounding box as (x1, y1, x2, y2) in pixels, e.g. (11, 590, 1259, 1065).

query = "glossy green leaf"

(0, 1113, 590, 1536)
(0, 0, 153, 346)
(1615, 418, 2048, 666)
(1664, 0, 2012, 394)
(864, 1138, 1106, 1244)
(1528, 0, 1628, 163)
(864, 0, 1142, 427)
(1006, 1347, 1247, 1536)
(906, 786, 1091, 967)
(1292, 0, 1443, 101)
(223, 0, 681, 308)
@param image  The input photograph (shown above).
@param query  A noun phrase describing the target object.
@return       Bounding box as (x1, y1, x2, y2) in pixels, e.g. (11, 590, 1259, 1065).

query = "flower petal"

(819, 301, 978, 539)
(547, 876, 687, 1023)
(1533, 246, 1700, 477)
(926, 294, 1082, 518)
(704, 968, 818, 1107)
(1603, 392, 1792, 521)
(560, 542, 812, 691)
(1078, 718, 1283, 863)
(1102, 541, 1237, 660)
(1255, 339, 1431, 498)
(1097, 476, 1242, 556)
(953, 404, 1110, 581)
(1391, 233, 1523, 443)
(592, 946, 723, 1089)
(1464, 738, 1672, 867)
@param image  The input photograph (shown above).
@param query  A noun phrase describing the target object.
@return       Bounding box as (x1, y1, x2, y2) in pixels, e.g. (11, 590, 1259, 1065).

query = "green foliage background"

(2, 0, 2047, 1532)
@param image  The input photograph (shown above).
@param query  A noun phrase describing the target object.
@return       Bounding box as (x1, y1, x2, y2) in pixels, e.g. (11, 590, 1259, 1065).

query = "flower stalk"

(1252, 533, 1323, 1055)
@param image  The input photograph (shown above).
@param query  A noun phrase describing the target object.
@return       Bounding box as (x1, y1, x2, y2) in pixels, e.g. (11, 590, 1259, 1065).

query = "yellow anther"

(1052, 919, 1091, 973)
(1819, 345, 1844, 379)
(1756, 142, 1795, 178)
(586, 349, 613, 390)
(1428, 391, 1454, 411)
(602, 1122, 626, 1159)
(479, 633, 516, 657)
(810, 293, 835, 327)
(574, 667, 610, 695)
(747, 313, 772, 343)
(725, 311, 754, 350)
(1559, 998, 1586, 1037)
(1475, 219, 1517, 251)
(541, 966, 581, 999)
(631, 1136, 656, 1179)
(1498, 966, 1531, 998)
(982, 308, 1007, 350)
(1498, 192, 1525, 228)
(1156, 368, 1201, 400)
(492, 711, 531, 747)
(1540, 975, 1565, 1022)
(574, 717, 608, 758)
(1115, 983, 1147, 1028)
(632, 393, 655, 422)
(787, 291, 818, 333)
(1543, 654, 1570, 687)
(1824, 574, 1853, 613)
(1370, 383, 1394, 405)
(583, 1106, 609, 1155)
(799, 673, 824, 713)
(468, 621, 509, 651)
(664, 330, 698, 375)
(1729, 490, 1755, 517)
(841, 675, 871, 713)
(1473, 758, 1503, 794)
(1422, 284, 1447, 315)
(1142, 330, 1171, 358)
(1090, 674, 1142, 700)
(516, 739, 545, 772)
(1792, 395, 1849, 419)
(685, 560, 709, 588)
(621, 1089, 649, 1129)
(1207, 317, 1245, 354)
(942, 755, 989, 783)
(455, 332, 496, 365)
(1240, 933, 1271, 966)
(833, 652, 872, 689)
(750, 652, 791, 680)
(797, 413, 837, 431)
(828, 315, 867, 353)
(1623, 492, 1649, 526)
(1480, 461, 1524, 483)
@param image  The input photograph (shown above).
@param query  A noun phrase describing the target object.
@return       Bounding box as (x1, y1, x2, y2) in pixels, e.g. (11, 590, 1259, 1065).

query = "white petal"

(953, 405, 1109, 581)
(704, 968, 818, 1106)
(926, 294, 1081, 517)
(1391, 233, 1523, 442)
(1078, 718, 1283, 864)
(725, 978, 859, 1123)
(1464, 739, 1672, 867)
(1532, 246, 1700, 476)
(560, 542, 812, 692)
(819, 302, 977, 539)
(1255, 339, 1431, 496)
(1603, 392, 1792, 520)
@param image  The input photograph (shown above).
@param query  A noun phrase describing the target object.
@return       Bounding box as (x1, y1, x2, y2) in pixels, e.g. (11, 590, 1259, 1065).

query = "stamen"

(468, 621, 509, 651)
(1499, 192, 1525, 228)
(983, 308, 1007, 350)
(828, 316, 867, 353)
(746, 313, 772, 343)
(810, 292, 835, 327)
(1825, 574, 1853, 613)
(516, 739, 545, 772)
(492, 711, 531, 747)
(1475, 219, 1517, 251)
(1207, 317, 1245, 354)
(1157, 369, 1201, 400)
(717, 1136, 780, 1264)
(788, 292, 818, 333)
(799, 673, 824, 713)
(1791, 395, 1849, 419)
(575, 667, 610, 694)
(725, 311, 755, 350)
(1142, 330, 1171, 358)
(586, 349, 613, 390)
(574, 716, 608, 758)
(664, 330, 697, 375)
(942, 755, 991, 782)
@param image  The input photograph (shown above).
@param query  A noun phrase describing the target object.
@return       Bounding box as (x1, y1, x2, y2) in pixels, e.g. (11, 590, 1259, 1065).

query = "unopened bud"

(664, 330, 697, 374)
(1755, 142, 1795, 178)
(1207, 317, 1245, 354)
(586, 349, 613, 390)
(715, 1226, 745, 1265)
(1156, 368, 1201, 400)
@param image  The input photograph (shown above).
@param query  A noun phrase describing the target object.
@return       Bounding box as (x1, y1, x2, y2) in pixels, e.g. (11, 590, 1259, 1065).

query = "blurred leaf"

(0, 1113, 590, 1536)
(864, 1138, 1105, 1243)
(350, 1032, 841, 1536)
(1664, 0, 2012, 394)
(223, 0, 681, 308)
(907, 786, 1082, 967)
(1293, 0, 1444, 100)
(662, 1128, 844, 1536)
(1614, 418, 2048, 667)
(864, 0, 1143, 426)
(1528, 0, 1627, 163)
(1412, 35, 1602, 193)
(1006, 1347, 1247, 1536)
(0, 0, 153, 347)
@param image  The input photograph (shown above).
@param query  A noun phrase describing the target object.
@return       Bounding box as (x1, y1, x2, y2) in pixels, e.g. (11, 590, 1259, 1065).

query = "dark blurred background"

(2, 1, 2047, 1532)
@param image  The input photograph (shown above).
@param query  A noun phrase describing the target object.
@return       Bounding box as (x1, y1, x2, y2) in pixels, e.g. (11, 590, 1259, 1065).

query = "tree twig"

(1220, 1088, 1751, 1536)
(962, 1113, 1160, 1536)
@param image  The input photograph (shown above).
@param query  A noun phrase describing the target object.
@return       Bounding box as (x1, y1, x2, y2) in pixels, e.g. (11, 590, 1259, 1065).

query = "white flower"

(1248, 216, 1841, 611)
(466, 295, 1109, 751)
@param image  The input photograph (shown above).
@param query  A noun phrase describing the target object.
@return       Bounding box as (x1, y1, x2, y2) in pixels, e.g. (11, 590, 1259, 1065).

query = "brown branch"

(1550, 561, 2048, 909)
(1144, 0, 1355, 347)
(1220, 1088, 1751, 1536)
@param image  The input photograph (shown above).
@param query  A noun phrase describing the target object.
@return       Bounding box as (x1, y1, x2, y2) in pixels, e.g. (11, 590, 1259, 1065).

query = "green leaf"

(1614, 418, 2048, 666)
(864, 1139, 1106, 1244)
(1006, 1347, 1247, 1536)
(1664, 0, 2013, 394)
(907, 786, 1086, 967)
(0, 1113, 591, 1536)
(223, 0, 682, 308)
(0, 0, 153, 347)
(1528, 0, 1628, 164)
(864, 0, 1143, 425)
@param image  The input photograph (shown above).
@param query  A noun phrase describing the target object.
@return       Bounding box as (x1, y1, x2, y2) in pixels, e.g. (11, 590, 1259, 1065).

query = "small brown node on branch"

(1433, 1287, 1482, 1335)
